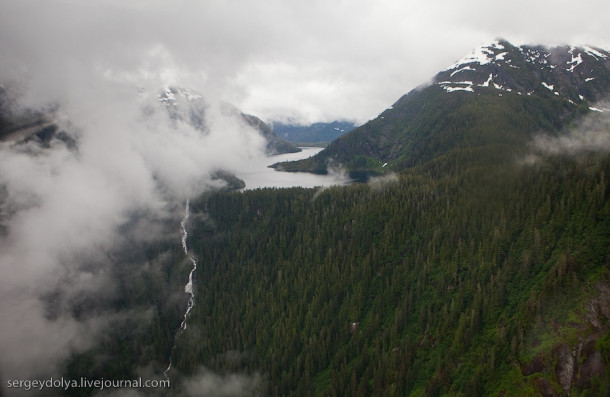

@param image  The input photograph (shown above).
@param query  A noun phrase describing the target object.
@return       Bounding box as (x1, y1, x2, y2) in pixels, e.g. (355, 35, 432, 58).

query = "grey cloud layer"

(3, 0, 610, 123)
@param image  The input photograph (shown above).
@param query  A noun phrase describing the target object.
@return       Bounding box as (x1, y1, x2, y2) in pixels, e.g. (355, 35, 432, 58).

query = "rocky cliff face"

(521, 280, 610, 396)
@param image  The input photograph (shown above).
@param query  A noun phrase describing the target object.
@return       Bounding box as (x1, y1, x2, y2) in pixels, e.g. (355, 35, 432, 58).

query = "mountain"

(10, 41, 610, 397)
(237, 112, 301, 155)
(0, 86, 300, 158)
(158, 87, 301, 155)
(270, 120, 358, 144)
(275, 39, 610, 178)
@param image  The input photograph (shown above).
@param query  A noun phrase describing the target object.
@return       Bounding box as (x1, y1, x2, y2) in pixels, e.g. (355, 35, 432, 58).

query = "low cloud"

(525, 107, 610, 163)
(0, 71, 266, 390)
(368, 173, 400, 191)
(177, 367, 265, 397)
(90, 362, 264, 397)
(533, 128, 610, 155)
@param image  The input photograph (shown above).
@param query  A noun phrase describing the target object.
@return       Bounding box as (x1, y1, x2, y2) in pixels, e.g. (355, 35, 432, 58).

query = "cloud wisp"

(0, 69, 266, 393)
(525, 107, 610, 162)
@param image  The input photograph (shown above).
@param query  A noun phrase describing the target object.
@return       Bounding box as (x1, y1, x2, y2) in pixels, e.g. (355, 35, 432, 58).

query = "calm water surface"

(238, 147, 352, 190)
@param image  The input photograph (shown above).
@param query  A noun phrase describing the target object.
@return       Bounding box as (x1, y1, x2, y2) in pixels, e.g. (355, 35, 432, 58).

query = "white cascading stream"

(164, 199, 197, 378)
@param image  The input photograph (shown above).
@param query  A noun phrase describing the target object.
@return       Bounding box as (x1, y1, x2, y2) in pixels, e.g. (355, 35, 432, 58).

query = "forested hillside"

(276, 40, 610, 178)
(169, 142, 610, 395)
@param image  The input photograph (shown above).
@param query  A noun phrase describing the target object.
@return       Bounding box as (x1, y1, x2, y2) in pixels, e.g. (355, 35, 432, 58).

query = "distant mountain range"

(270, 120, 358, 144)
(275, 39, 610, 178)
(0, 85, 300, 156)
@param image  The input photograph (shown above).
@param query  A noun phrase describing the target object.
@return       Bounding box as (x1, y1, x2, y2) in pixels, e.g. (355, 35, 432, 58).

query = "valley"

(1, 36, 610, 397)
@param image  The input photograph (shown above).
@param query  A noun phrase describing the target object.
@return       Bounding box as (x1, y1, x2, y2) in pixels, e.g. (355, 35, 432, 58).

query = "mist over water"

(239, 147, 351, 189)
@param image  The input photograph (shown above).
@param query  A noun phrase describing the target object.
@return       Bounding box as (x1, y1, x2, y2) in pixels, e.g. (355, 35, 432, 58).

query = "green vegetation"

(276, 87, 586, 177)
(167, 144, 610, 395)
(60, 110, 610, 396)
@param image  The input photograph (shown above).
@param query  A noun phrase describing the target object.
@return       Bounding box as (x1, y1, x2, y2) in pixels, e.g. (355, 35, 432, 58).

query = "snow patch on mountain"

(434, 40, 610, 105)
(445, 40, 505, 71)
(566, 53, 583, 72)
(521, 46, 555, 68)
(480, 74, 493, 87)
(158, 87, 203, 105)
(438, 81, 474, 93)
(495, 52, 508, 61)
(450, 66, 476, 77)
(583, 45, 608, 60)
(541, 82, 560, 96)
(159, 87, 176, 105)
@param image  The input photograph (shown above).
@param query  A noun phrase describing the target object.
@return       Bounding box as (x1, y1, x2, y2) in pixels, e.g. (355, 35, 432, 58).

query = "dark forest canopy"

(162, 147, 610, 396)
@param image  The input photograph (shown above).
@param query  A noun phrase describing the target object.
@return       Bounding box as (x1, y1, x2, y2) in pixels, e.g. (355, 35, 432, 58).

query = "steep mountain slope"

(158, 87, 301, 155)
(277, 40, 610, 177)
(239, 112, 302, 155)
(271, 120, 357, 144)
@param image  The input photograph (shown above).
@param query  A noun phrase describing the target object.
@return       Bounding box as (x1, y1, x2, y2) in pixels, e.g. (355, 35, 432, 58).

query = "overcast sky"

(2, 0, 610, 124)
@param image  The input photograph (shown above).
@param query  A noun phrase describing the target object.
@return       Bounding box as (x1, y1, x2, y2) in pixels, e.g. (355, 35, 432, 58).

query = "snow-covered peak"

(434, 40, 610, 104)
(159, 87, 176, 104)
(158, 86, 203, 105)
(445, 40, 507, 71)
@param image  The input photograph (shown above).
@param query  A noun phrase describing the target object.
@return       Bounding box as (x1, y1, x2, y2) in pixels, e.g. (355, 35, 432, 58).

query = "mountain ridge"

(274, 39, 610, 178)
(0, 85, 300, 157)
(157, 86, 301, 155)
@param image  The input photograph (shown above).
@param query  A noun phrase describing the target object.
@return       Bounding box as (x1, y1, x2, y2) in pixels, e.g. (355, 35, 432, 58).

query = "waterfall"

(164, 199, 197, 378)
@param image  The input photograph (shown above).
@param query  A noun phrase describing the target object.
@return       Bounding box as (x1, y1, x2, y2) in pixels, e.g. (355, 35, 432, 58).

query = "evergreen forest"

(166, 142, 610, 395)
